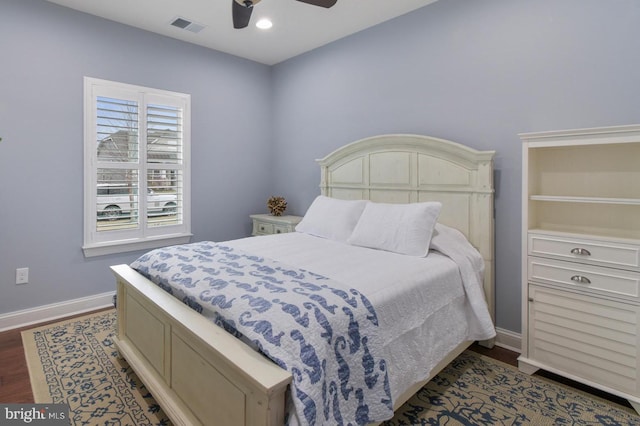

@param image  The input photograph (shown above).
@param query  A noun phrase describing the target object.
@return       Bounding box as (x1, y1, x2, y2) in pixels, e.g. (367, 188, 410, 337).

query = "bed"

(111, 133, 496, 426)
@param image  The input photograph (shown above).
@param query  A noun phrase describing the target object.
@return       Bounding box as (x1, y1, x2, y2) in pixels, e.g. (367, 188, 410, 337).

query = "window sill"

(83, 233, 193, 258)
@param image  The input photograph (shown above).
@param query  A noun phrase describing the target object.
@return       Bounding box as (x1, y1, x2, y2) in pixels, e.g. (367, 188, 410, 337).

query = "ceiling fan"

(232, 0, 337, 29)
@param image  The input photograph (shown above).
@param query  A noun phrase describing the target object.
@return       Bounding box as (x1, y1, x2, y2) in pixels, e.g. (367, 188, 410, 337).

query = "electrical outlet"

(16, 267, 29, 285)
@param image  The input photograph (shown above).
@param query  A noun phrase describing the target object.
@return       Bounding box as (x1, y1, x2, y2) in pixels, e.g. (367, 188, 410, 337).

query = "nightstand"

(250, 214, 302, 236)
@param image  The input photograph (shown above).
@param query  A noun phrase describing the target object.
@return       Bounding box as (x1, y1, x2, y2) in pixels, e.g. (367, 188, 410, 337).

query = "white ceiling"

(46, 0, 437, 65)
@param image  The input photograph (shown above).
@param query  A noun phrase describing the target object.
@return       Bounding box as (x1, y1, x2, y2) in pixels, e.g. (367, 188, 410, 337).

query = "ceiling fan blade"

(296, 0, 337, 8)
(232, 0, 253, 29)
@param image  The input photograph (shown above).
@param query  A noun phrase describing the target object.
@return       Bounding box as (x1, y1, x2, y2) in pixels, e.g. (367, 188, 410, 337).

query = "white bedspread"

(226, 224, 495, 405)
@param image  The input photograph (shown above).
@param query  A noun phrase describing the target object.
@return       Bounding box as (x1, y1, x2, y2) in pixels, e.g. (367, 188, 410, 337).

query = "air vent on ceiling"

(170, 17, 205, 34)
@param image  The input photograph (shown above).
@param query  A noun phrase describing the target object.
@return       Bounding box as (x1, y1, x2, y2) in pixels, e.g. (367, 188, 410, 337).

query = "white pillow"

(295, 196, 368, 242)
(348, 201, 442, 256)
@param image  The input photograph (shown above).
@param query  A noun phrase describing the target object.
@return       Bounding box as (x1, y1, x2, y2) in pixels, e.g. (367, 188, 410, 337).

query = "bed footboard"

(111, 264, 292, 426)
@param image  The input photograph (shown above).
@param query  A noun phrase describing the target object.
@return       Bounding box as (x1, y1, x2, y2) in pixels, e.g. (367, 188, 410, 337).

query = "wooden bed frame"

(111, 133, 495, 426)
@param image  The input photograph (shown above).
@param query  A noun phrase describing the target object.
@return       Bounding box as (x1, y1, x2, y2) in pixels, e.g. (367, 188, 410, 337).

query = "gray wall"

(0, 0, 273, 314)
(2, 0, 640, 335)
(271, 0, 640, 333)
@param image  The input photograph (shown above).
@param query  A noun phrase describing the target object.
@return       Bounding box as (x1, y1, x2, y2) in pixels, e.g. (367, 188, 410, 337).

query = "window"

(83, 77, 191, 257)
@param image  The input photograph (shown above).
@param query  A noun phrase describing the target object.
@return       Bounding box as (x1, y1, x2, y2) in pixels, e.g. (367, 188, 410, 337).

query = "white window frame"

(83, 77, 191, 257)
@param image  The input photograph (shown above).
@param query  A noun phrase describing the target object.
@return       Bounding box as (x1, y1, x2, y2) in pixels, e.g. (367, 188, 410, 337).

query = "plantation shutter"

(146, 101, 184, 227)
(95, 96, 140, 231)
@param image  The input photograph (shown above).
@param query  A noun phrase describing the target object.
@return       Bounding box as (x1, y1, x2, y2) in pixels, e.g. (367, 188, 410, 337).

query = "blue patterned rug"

(22, 310, 640, 425)
(384, 351, 640, 426)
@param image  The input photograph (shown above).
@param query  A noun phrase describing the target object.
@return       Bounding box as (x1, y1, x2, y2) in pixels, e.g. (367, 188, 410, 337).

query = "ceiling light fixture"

(255, 18, 273, 29)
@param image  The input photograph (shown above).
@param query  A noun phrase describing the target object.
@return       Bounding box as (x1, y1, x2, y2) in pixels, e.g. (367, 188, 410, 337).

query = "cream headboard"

(316, 134, 496, 320)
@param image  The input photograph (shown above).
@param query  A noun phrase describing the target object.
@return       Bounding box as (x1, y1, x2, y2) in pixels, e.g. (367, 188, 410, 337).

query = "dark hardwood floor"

(468, 342, 519, 366)
(0, 311, 631, 412)
(0, 322, 33, 403)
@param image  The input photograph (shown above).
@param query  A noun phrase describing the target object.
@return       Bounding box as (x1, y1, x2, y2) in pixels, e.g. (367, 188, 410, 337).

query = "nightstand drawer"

(528, 257, 640, 300)
(254, 222, 274, 235)
(529, 233, 640, 271)
(273, 225, 289, 234)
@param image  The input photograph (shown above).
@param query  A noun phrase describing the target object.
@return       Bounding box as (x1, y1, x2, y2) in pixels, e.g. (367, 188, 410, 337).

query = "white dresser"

(250, 214, 302, 236)
(519, 125, 640, 412)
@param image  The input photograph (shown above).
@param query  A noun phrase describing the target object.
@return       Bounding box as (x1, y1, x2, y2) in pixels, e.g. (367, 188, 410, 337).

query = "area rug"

(22, 310, 640, 426)
(384, 353, 640, 426)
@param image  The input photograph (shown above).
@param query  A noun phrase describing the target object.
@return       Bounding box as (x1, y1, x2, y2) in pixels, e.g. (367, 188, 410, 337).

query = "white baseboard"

(494, 327, 522, 353)
(0, 292, 115, 332)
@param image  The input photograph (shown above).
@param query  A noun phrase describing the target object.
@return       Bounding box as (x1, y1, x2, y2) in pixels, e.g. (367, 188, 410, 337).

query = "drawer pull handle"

(570, 248, 591, 256)
(570, 275, 591, 284)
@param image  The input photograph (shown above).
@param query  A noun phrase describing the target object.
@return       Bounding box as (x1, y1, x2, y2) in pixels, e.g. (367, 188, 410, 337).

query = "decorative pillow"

(347, 201, 442, 256)
(295, 196, 368, 242)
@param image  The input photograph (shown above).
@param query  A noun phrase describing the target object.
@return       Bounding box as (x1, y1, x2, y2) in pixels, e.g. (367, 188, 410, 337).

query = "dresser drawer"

(528, 257, 640, 300)
(528, 233, 640, 271)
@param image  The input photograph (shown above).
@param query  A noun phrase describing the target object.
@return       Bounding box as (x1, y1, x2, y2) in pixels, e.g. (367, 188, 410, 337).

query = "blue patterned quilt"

(130, 241, 393, 425)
